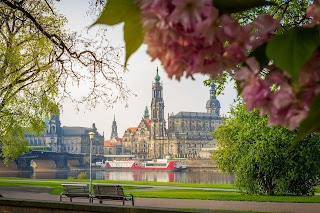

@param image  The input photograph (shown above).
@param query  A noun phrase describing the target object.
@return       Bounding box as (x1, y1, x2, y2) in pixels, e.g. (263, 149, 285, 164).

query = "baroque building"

(118, 68, 223, 159)
(25, 113, 105, 155)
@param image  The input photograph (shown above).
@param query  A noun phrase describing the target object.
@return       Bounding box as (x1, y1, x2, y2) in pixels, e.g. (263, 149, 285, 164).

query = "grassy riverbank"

(0, 177, 237, 189)
(129, 190, 320, 203)
(0, 178, 320, 203)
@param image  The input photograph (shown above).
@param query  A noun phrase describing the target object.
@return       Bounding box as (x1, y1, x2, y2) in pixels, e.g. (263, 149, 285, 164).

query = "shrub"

(77, 172, 88, 179)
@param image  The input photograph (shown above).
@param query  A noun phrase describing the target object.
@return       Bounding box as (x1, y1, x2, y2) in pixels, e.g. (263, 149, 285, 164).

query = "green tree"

(0, 0, 130, 164)
(212, 103, 320, 195)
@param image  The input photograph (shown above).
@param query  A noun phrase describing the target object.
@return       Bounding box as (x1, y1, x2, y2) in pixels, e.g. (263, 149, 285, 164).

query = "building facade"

(117, 68, 223, 159)
(25, 114, 105, 155)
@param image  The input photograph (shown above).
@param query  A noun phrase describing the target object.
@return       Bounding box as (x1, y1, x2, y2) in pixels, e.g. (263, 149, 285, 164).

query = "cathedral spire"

(155, 67, 160, 82)
(111, 114, 118, 138)
(144, 105, 149, 119)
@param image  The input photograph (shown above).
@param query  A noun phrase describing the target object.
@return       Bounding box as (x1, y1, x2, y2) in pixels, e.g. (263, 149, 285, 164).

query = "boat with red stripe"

(102, 159, 186, 171)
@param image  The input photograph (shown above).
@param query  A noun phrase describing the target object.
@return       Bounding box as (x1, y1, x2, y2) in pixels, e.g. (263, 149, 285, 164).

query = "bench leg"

(132, 197, 134, 206)
(70, 197, 72, 202)
(123, 198, 125, 205)
(99, 200, 102, 204)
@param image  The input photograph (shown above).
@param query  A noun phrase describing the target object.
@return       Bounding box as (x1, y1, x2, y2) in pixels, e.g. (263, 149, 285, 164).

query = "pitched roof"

(128, 127, 137, 134)
(104, 141, 119, 147)
(143, 118, 150, 129)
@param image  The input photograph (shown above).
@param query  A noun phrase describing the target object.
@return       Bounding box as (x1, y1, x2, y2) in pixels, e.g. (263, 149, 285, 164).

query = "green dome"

(155, 67, 160, 81)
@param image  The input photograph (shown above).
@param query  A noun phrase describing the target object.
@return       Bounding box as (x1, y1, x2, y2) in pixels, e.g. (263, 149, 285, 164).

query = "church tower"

(151, 68, 166, 136)
(206, 84, 221, 116)
(111, 115, 118, 138)
(150, 68, 167, 159)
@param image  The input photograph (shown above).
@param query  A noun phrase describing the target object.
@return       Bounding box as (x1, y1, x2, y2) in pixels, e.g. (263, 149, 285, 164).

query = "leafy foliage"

(266, 27, 320, 83)
(93, 0, 144, 64)
(0, 0, 130, 164)
(77, 172, 88, 179)
(0, 0, 61, 164)
(212, 103, 320, 196)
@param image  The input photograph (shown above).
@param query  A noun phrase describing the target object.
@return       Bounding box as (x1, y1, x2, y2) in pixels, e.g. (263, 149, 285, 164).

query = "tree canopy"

(0, 0, 130, 163)
(212, 103, 320, 195)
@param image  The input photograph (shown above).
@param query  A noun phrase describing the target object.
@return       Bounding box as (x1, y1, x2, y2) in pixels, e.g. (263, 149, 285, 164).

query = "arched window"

(51, 125, 56, 133)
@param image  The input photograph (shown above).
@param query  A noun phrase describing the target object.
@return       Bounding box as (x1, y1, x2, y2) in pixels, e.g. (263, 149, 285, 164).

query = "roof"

(143, 118, 150, 129)
(104, 141, 119, 147)
(171, 111, 221, 119)
(128, 127, 137, 134)
(61, 126, 103, 137)
(61, 126, 91, 136)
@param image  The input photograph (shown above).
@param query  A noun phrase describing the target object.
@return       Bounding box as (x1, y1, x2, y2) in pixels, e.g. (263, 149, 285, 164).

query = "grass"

(0, 177, 237, 189)
(0, 177, 319, 203)
(129, 189, 320, 203)
(0, 180, 149, 195)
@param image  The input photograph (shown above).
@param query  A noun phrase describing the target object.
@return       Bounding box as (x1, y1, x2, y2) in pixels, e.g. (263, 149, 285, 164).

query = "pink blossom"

(235, 57, 272, 111)
(139, 0, 253, 79)
(138, 0, 320, 130)
(250, 15, 281, 49)
(170, 0, 208, 31)
(223, 43, 248, 69)
(252, 14, 281, 35)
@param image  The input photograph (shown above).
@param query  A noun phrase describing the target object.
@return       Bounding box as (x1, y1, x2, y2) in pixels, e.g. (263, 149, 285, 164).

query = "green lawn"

(129, 190, 320, 203)
(0, 178, 319, 203)
(0, 177, 237, 189)
(0, 180, 149, 195)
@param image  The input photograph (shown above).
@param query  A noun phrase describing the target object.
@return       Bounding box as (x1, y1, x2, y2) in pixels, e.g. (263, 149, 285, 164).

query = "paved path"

(1, 187, 320, 213)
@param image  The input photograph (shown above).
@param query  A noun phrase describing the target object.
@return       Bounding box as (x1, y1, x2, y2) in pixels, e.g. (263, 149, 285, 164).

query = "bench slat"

(92, 185, 134, 206)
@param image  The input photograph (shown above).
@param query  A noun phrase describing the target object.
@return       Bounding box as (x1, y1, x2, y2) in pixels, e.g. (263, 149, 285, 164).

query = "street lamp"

(88, 132, 95, 195)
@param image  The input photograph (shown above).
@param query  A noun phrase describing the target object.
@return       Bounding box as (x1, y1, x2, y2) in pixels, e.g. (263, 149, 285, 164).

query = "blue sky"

(55, 0, 237, 139)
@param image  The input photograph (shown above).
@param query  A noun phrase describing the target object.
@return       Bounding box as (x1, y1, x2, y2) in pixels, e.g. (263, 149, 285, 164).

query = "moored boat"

(102, 159, 186, 171)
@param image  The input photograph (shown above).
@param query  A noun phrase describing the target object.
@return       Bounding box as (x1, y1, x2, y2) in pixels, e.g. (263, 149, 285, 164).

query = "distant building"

(24, 113, 104, 155)
(115, 68, 223, 159)
(104, 115, 123, 155)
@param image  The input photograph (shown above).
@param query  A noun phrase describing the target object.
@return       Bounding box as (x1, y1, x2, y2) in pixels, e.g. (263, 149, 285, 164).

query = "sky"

(54, 0, 237, 140)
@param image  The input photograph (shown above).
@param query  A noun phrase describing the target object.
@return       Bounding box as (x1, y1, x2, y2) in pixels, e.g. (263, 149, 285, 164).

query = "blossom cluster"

(236, 51, 320, 130)
(137, 0, 320, 130)
(138, 0, 273, 80)
(235, 1, 320, 130)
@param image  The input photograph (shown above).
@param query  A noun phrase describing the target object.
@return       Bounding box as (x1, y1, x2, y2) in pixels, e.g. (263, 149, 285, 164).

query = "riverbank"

(1, 186, 320, 213)
(0, 178, 320, 203)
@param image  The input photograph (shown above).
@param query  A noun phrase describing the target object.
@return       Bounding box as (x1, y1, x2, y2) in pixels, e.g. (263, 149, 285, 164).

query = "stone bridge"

(14, 151, 106, 171)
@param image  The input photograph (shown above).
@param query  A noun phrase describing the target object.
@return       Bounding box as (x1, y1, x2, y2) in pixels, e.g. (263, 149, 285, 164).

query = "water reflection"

(0, 169, 234, 184)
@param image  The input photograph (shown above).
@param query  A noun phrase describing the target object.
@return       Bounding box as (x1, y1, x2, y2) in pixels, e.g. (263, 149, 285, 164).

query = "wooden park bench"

(92, 184, 134, 206)
(60, 184, 91, 203)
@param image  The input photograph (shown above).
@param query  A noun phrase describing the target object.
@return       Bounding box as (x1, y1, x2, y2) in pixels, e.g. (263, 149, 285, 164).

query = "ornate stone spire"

(111, 114, 118, 138)
(155, 67, 160, 82)
(144, 105, 149, 119)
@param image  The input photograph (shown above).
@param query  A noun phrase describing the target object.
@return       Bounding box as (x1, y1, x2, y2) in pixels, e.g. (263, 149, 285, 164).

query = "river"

(0, 169, 234, 184)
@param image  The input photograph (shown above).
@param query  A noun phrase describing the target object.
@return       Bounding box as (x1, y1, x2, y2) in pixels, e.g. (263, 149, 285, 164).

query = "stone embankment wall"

(0, 160, 19, 172)
(182, 159, 219, 172)
(30, 159, 57, 172)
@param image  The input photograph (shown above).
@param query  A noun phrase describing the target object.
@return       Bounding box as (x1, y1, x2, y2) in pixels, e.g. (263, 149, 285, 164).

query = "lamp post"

(88, 132, 95, 195)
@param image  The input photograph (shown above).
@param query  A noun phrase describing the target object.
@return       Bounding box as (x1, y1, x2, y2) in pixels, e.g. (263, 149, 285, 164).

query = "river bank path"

(1, 179, 320, 212)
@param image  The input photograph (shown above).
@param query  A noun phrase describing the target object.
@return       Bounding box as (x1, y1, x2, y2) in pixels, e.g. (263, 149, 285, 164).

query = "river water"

(0, 169, 234, 184)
